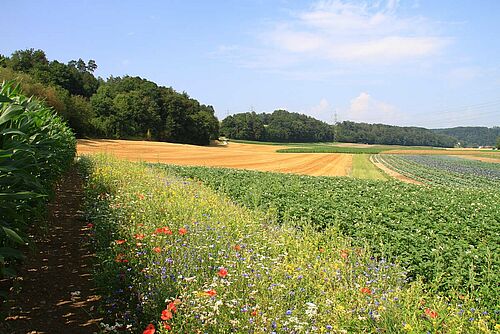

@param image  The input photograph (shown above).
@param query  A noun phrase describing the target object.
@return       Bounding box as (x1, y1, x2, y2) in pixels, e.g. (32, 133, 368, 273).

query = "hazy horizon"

(3, 0, 500, 128)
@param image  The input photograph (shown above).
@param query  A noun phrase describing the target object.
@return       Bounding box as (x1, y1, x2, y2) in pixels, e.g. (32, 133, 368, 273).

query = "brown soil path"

(1, 167, 102, 333)
(370, 155, 423, 185)
(455, 154, 500, 163)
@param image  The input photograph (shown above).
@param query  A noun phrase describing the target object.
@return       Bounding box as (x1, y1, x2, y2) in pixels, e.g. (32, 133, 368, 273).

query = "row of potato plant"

(0, 81, 75, 283)
(83, 156, 498, 333)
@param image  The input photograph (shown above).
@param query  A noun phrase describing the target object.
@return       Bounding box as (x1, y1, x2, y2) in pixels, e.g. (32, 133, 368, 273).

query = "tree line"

(0, 49, 218, 145)
(335, 121, 458, 147)
(220, 110, 334, 142)
(220, 112, 461, 147)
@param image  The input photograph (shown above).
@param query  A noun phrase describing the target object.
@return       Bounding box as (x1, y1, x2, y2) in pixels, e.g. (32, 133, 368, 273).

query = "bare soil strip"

(370, 155, 423, 185)
(77, 139, 353, 177)
(1, 167, 102, 334)
(454, 154, 500, 163)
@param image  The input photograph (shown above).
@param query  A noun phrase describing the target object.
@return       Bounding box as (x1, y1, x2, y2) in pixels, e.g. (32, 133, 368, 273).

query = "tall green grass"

(0, 81, 75, 282)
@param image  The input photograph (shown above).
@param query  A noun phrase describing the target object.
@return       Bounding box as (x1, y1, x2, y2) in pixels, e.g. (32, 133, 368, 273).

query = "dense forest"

(0, 49, 218, 145)
(432, 126, 500, 147)
(220, 112, 459, 147)
(335, 121, 458, 147)
(220, 110, 334, 142)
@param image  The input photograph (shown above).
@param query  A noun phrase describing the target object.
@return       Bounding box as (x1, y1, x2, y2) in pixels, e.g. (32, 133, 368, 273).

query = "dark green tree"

(9, 48, 49, 72)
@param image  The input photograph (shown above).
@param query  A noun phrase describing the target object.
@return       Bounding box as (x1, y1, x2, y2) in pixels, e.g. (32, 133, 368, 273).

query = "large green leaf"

(0, 191, 42, 200)
(0, 128, 25, 136)
(1, 227, 25, 244)
(0, 105, 24, 125)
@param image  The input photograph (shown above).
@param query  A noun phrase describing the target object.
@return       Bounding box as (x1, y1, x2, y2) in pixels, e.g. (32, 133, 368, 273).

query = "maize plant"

(0, 81, 75, 286)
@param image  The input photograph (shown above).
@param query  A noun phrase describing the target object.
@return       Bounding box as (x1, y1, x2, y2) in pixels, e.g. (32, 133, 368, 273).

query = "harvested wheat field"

(77, 139, 353, 176)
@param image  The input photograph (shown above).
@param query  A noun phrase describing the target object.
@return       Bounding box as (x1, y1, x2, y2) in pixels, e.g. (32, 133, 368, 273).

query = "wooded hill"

(0, 49, 219, 145)
(220, 110, 334, 142)
(432, 126, 500, 147)
(335, 121, 457, 147)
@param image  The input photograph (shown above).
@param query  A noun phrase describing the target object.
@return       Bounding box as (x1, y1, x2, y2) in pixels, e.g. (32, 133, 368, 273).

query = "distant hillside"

(432, 127, 500, 147)
(335, 121, 457, 148)
(221, 110, 460, 147)
(220, 110, 333, 142)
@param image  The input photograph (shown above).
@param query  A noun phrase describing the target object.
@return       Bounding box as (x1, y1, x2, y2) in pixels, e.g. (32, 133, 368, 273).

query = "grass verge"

(351, 154, 389, 180)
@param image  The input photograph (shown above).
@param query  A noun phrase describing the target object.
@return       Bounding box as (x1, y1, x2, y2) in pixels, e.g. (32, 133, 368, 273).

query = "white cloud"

(223, 0, 450, 71)
(277, 0, 447, 63)
(308, 98, 334, 122)
(329, 36, 447, 61)
(344, 92, 400, 123)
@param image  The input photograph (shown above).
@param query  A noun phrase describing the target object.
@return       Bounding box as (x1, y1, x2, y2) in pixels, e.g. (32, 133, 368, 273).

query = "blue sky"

(3, 0, 500, 128)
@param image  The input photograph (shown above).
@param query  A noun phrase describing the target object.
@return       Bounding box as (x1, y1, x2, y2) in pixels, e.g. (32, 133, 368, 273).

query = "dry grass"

(77, 139, 353, 177)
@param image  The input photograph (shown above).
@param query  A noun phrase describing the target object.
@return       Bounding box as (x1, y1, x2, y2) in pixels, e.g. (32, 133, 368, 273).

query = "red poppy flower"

(234, 244, 241, 251)
(319, 248, 325, 253)
(115, 253, 128, 263)
(179, 228, 187, 235)
(86, 223, 94, 228)
(143, 323, 155, 334)
(167, 301, 177, 313)
(205, 289, 217, 297)
(153, 247, 161, 253)
(218, 267, 228, 278)
(161, 309, 173, 321)
(251, 309, 258, 316)
(155, 227, 172, 235)
(115, 239, 126, 245)
(424, 308, 438, 319)
(134, 233, 145, 240)
(360, 287, 372, 295)
(163, 323, 171, 330)
(138, 193, 145, 200)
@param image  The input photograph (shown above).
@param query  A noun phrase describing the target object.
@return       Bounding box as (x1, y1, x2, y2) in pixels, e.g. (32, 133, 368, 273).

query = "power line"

(418, 99, 500, 117)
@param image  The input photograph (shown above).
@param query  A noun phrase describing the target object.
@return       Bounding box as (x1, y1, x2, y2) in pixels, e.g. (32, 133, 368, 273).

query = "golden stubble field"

(77, 139, 353, 177)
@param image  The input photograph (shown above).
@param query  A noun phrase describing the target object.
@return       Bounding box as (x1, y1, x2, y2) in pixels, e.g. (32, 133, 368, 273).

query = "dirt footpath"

(1, 167, 101, 334)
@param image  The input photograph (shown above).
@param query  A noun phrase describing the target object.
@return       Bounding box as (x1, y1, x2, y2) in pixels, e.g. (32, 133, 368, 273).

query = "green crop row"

(276, 146, 389, 154)
(82, 156, 497, 333)
(157, 164, 500, 309)
(376, 155, 500, 188)
(0, 81, 76, 281)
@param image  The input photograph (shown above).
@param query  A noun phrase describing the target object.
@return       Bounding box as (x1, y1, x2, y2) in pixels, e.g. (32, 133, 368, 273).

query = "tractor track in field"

(0, 166, 102, 334)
